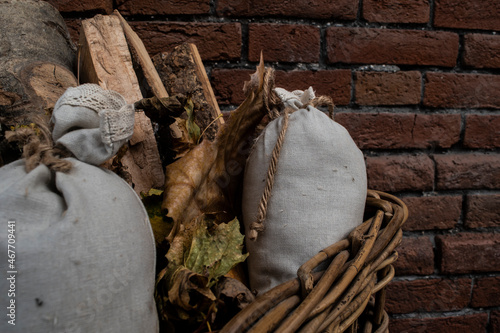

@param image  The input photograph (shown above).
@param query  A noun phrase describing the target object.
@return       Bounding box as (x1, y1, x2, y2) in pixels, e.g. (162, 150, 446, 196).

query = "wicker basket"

(219, 189, 408, 333)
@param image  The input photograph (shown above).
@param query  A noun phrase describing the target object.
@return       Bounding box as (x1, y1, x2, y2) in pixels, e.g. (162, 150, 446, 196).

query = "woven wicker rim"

(220, 189, 408, 333)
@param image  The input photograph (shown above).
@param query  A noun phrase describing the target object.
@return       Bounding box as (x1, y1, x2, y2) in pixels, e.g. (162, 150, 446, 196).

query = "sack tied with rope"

(0, 84, 158, 333)
(242, 87, 367, 294)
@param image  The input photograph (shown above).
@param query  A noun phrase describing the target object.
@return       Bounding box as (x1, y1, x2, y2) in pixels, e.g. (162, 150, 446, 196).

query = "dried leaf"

(215, 276, 255, 311)
(158, 215, 248, 325)
(168, 267, 215, 314)
(141, 189, 172, 246)
(184, 97, 200, 143)
(185, 217, 248, 287)
(162, 57, 272, 242)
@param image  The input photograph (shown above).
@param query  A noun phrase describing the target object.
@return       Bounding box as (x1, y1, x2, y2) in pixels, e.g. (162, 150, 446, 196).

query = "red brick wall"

(50, 0, 500, 331)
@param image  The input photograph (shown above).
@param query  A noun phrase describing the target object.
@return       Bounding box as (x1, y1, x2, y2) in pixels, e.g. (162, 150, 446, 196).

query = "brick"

(365, 155, 434, 192)
(355, 71, 421, 105)
(492, 311, 500, 333)
(211, 69, 351, 106)
(393, 236, 434, 276)
(217, 0, 358, 20)
(464, 115, 500, 149)
(363, 0, 429, 23)
(437, 232, 500, 274)
(424, 73, 500, 109)
(211, 69, 253, 105)
(464, 34, 500, 69)
(116, 0, 209, 15)
(213, 69, 254, 106)
(389, 313, 488, 333)
(434, 0, 500, 30)
(130, 22, 241, 61)
(326, 27, 459, 67)
(275, 70, 351, 106)
(465, 194, 500, 228)
(46, 0, 112, 13)
(402, 195, 462, 231)
(386, 278, 472, 313)
(248, 24, 320, 63)
(64, 19, 81, 45)
(335, 113, 461, 149)
(434, 153, 500, 190)
(471, 276, 500, 308)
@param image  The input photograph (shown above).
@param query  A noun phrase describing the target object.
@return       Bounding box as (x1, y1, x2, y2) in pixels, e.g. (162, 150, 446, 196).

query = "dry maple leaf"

(162, 55, 278, 242)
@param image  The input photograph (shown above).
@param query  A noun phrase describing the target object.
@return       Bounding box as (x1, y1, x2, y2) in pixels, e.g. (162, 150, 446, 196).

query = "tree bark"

(153, 43, 224, 143)
(0, 0, 77, 165)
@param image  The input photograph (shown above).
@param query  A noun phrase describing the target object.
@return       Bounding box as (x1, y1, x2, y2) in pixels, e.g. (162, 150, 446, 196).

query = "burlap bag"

(0, 84, 158, 332)
(242, 104, 367, 294)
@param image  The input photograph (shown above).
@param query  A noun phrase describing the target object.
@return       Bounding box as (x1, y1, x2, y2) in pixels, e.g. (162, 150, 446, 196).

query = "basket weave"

(220, 189, 408, 333)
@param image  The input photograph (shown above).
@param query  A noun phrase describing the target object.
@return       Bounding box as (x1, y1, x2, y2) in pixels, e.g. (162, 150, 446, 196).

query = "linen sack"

(0, 84, 159, 332)
(242, 106, 367, 294)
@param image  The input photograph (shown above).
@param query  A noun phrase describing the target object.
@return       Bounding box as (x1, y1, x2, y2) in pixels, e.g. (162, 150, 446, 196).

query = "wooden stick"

(113, 10, 169, 99)
(188, 43, 224, 127)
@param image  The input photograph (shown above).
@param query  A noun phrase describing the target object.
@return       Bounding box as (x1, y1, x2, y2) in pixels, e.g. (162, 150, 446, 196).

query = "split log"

(79, 14, 165, 194)
(153, 43, 225, 143)
(0, 0, 77, 165)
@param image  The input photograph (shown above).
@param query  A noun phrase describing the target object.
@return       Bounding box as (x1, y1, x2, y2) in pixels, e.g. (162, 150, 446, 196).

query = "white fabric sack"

(242, 106, 367, 294)
(52, 83, 135, 165)
(0, 84, 158, 332)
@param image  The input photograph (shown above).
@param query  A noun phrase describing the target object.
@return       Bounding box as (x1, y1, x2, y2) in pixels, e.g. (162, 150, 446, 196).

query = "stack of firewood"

(0, 2, 224, 197)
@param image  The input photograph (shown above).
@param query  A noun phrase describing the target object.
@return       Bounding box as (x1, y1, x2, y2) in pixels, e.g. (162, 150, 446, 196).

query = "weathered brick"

(389, 313, 488, 333)
(355, 71, 421, 105)
(46, 0, 113, 13)
(363, 0, 429, 23)
(274, 70, 351, 105)
(424, 73, 500, 109)
(434, 153, 500, 190)
(211, 69, 351, 106)
(116, 0, 210, 15)
(129, 22, 241, 61)
(434, 0, 500, 30)
(402, 195, 462, 231)
(326, 27, 459, 67)
(465, 194, 500, 228)
(437, 233, 500, 274)
(217, 0, 358, 20)
(464, 34, 500, 69)
(393, 236, 434, 276)
(248, 24, 320, 63)
(335, 113, 461, 149)
(464, 115, 500, 149)
(365, 155, 434, 192)
(211, 69, 253, 105)
(471, 276, 500, 308)
(386, 278, 472, 313)
(492, 311, 500, 333)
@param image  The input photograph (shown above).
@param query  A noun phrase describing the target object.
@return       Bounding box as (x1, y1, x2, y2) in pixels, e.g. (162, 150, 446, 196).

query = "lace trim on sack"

(54, 83, 127, 113)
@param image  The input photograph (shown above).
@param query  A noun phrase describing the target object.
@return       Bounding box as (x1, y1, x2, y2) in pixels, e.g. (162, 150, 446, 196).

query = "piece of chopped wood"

(0, 0, 77, 165)
(113, 10, 169, 100)
(153, 43, 224, 142)
(79, 14, 164, 194)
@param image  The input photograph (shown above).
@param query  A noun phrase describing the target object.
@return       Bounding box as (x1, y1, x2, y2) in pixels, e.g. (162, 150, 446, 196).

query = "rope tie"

(6, 122, 72, 173)
(248, 109, 289, 241)
(310, 95, 335, 120)
(248, 93, 335, 241)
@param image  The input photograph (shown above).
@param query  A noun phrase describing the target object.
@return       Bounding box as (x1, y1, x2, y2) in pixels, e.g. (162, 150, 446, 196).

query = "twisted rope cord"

(248, 109, 289, 241)
(6, 122, 72, 173)
(310, 95, 335, 120)
(248, 93, 335, 241)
